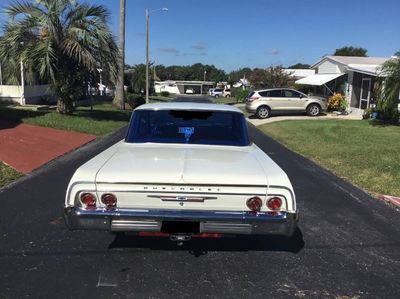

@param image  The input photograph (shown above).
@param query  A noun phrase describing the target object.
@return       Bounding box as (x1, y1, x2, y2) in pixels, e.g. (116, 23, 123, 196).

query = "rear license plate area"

(161, 221, 200, 234)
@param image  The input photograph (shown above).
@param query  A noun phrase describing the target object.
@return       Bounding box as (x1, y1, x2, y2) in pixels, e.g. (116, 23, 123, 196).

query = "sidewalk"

(0, 120, 95, 173)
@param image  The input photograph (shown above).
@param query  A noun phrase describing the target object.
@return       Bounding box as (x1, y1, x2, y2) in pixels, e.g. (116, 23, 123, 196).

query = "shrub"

(160, 91, 170, 97)
(327, 93, 346, 111)
(126, 93, 145, 109)
(375, 54, 400, 123)
(231, 87, 250, 103)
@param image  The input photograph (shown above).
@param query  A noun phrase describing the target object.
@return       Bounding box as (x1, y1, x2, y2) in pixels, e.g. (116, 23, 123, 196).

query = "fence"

(0, 84, 54, 104)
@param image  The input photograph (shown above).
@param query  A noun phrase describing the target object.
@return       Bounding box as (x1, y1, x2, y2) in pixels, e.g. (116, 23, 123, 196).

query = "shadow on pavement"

(248, 112, 329, 120)
(0, 119, 22, 130)
(108, 227, 305, 256)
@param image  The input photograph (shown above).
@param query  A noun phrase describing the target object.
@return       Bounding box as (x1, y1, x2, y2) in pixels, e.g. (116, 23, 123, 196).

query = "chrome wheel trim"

(258, 107, 269, 118)
(309, 105, 320, 116)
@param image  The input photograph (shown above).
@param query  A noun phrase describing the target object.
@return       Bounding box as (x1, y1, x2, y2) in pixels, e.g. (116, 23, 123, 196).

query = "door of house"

(359, 78, 371, 110)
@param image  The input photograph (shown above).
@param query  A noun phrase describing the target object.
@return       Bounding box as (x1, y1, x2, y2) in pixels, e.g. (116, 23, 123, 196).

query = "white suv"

(210, 88, 224, 98)
(245, 88, 327, 119)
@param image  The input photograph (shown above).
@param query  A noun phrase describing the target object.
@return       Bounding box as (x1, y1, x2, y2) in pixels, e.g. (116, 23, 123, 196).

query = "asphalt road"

(0, 123, 399, 299)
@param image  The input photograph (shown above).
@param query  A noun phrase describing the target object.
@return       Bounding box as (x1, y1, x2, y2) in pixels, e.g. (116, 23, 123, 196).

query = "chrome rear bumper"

(63, 207, 298, 237)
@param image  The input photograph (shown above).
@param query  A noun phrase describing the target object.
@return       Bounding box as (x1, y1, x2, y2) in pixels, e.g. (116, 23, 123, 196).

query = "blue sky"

(2, 0, 400, 71)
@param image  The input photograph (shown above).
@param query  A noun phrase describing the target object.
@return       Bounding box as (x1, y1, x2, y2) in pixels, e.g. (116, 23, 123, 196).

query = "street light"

(0, 62, 3, 85)
(97, 68, 103, 96)
(146, 7, 168, 103)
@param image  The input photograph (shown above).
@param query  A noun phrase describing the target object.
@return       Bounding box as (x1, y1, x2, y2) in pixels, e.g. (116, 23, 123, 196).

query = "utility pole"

(145, 8, 149, 103)
(145, 8, 168, 103)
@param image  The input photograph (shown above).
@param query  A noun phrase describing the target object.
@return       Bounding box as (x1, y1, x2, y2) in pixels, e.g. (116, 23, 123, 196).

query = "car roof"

(135, 102, 243, 113)
(254, 88, 307, 95)
(254, 88, 301, 92)
(255, 88, 287, 91)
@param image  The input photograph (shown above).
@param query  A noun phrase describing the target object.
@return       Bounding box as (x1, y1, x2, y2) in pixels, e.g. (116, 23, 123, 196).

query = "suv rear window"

(247, 92, 255, 98)
(259, 91, 269, 97)
(126, 110, 250, 146)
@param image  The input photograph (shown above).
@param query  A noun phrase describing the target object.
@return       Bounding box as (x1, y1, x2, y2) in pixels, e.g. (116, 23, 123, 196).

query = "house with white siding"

(296, 56, 391, 114)
(154, 80, 214, 95)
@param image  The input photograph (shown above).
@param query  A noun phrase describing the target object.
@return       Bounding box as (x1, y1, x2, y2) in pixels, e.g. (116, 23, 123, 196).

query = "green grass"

(0, 103, 131, 136)
(259, 120, 400, 197)
(210, 96, 238, 105)
(0, 162, 23, 188)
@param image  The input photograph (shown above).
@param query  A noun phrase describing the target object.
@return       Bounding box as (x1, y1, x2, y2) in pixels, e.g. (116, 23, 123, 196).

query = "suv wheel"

(256, 106, 270, 119)
(215, 94, 219, 98)
(307, 104, 321, 116)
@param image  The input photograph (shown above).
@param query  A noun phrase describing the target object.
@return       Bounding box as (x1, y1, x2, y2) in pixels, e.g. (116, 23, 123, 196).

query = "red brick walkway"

(0, 120, 96, 173)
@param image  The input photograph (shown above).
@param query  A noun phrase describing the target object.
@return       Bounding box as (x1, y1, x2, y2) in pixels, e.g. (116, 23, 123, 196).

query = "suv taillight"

(248, 96, 260, 102)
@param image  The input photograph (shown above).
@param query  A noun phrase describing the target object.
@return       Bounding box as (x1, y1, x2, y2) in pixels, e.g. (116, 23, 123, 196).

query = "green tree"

(376, 52, 400, 121)
(127, 64, 146, 94)
(249, 66, 292, 89)
(231, 87, 250, 103)
(228, 68, 252, 84)
(0, 0, 118, 114)
(287, 63, 311, 69)
(334, 46, 368, 57)
(154, 63, 227, 82)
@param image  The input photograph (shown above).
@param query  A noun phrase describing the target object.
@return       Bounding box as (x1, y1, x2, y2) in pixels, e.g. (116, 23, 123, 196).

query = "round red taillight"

(267, 197, 282, 210)
(246, 196, 263, 211)
(80, 193, 96, 208)
(101, 193, 117, 209)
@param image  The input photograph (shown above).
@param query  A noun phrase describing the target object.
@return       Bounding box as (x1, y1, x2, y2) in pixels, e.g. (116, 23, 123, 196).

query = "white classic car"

(64, 102, 298, 243)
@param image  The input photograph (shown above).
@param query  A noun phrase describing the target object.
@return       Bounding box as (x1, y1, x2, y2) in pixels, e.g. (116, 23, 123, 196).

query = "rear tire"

(256, 106, 270, 119)
(306, 104, 321, 116)
(215, 95, 219, 98)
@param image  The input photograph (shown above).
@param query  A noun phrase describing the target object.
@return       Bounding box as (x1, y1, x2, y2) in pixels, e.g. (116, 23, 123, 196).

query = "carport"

(295, 73, 345, 95)
(174, 81, 214, 94)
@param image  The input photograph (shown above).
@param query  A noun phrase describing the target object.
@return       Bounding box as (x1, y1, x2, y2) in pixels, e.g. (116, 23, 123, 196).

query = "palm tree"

(0, 0, 118, 114)
(129, 64, 146, 94)
(113, 0, 125, 109)
(377, 51, 400, 121)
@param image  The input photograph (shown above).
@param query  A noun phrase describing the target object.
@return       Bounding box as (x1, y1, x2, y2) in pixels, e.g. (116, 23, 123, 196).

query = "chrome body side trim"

(63, 207, 298, 236)
(111, 220, 162, 231)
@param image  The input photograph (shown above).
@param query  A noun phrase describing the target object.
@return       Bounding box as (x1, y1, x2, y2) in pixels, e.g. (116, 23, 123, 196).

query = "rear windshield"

(126, 110, 250, 146)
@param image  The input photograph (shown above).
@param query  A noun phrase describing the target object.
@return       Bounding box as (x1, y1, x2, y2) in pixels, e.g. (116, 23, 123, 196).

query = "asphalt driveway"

(0, 125, 399, 298)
